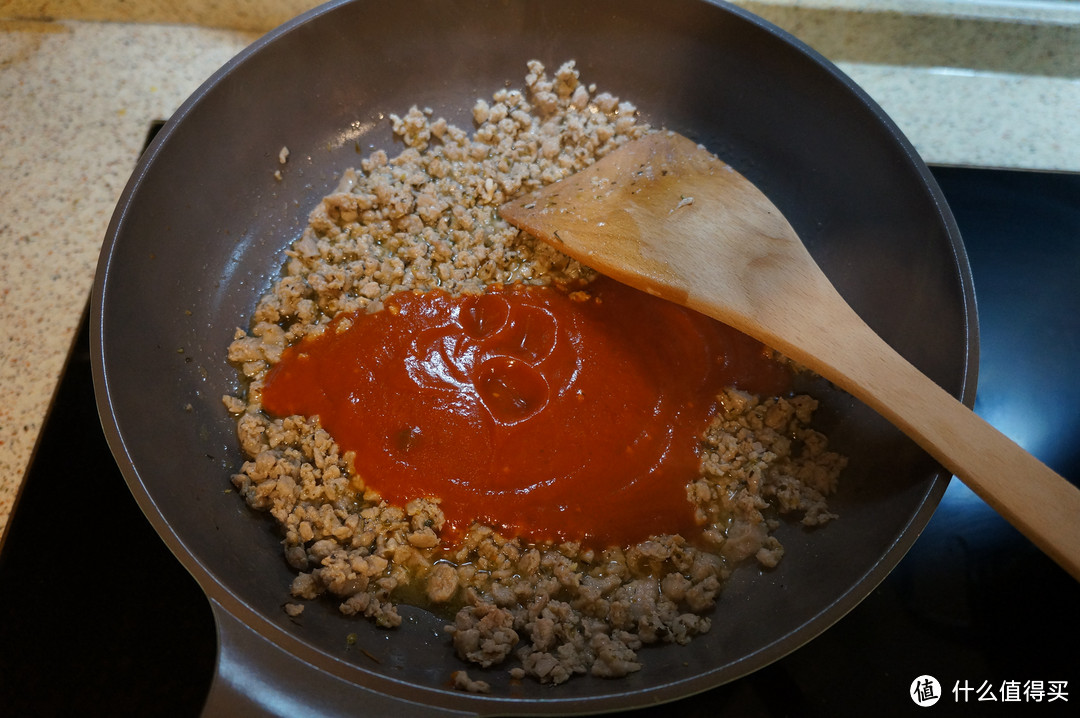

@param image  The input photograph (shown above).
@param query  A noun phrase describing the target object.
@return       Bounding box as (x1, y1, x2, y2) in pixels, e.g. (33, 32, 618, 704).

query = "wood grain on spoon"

(500, 130, 1080, 581)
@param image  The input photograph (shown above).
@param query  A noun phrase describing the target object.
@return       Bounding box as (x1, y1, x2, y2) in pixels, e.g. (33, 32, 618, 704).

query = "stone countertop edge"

(0, 7, 1077, 541)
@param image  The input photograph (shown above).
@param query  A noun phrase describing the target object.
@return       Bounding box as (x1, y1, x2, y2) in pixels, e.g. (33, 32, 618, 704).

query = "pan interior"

(92, 0, 973, 711)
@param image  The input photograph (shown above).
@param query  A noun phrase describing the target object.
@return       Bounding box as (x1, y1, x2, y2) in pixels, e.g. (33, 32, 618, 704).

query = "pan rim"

(90, 0, 978, 712)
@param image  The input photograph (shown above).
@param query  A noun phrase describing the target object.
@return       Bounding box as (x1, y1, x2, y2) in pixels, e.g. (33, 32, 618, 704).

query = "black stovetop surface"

(1, 165, 1077, 716)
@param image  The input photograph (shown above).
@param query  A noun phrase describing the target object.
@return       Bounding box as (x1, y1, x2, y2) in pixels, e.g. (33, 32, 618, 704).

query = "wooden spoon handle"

(681, 221, 1080, 580)
(790, 292, 1080, 580)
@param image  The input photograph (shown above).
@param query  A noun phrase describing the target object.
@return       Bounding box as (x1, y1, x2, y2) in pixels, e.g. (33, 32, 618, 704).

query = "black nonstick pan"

(91, 0, 977, 714)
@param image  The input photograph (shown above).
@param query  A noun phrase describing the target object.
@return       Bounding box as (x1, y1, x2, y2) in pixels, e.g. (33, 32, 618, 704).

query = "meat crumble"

(223, 60, 845, 689)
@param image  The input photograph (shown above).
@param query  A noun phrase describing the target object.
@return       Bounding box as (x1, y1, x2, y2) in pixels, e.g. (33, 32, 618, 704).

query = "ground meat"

(451, 602, 519, 668)
(450, 670, 491, 694)
(426, 563, 459, 604)
(223, 60, 845, 689)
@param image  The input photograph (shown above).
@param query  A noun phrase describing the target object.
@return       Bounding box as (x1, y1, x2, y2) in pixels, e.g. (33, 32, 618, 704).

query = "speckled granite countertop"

(1, 0, 1078, 540)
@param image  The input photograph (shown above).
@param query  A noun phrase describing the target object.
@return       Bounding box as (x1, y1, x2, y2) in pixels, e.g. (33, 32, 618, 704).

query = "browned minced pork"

(224, 60, 846, 688)
(450, 670, 491, 694)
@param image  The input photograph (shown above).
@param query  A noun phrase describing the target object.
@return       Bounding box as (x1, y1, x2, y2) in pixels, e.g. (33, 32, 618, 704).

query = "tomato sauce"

(260, 276, 790, 548)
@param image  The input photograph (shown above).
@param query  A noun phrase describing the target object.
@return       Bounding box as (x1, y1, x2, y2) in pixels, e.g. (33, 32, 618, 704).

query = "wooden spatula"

(500, 130, 1080, 580)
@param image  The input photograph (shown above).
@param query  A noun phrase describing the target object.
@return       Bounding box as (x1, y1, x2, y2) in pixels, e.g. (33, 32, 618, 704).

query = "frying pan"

(91, 0, 977, 714)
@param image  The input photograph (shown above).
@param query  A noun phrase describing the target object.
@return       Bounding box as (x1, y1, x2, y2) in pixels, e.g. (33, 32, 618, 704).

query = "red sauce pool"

(261, 276, 790, 548)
